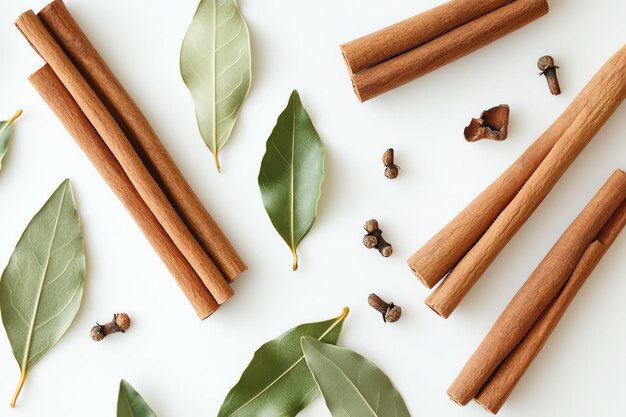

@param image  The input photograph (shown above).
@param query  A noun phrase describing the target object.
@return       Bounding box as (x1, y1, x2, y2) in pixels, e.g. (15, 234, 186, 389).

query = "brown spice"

(91, 313, 131, 341)
(363, 219, 393, 257)
(464, 105, 510, 142)
(368, 294, 402, 323)
(538, 55, 561, 95)
(383, 148, 399, 179)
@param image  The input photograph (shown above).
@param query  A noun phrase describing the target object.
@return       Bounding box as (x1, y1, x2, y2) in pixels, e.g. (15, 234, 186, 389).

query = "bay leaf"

(180, 0, 252, 172)
(0, 179, 85, 407)
(118, 380, 158, 417)
(0, 110, 23, 172)
(258, 90, 325, 271)
(301, 337, 411, 417)
(218, 307, 349, 417)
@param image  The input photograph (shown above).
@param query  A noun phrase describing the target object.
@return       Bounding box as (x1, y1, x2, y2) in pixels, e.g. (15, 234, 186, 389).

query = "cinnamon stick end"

(447, 391, 470, 407)
(409, 264, 435, 289)
(464, 104, 510, 142)
(350, 76, 364, 103)
(39, 0, 65, 17)
(340, 44, 355, 75)
(424, 296, 451, 319)
(474, 397, 500, 415)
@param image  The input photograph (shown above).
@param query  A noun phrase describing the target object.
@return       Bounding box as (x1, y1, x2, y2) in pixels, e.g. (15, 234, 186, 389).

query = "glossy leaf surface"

(118, 380, 158, 417)
(302, 337, 411, 417)
(181, 0, 252, 171)
(0, 179, 85, 407)
(258, 90, 325, 270)
(218, 308, 349, 417)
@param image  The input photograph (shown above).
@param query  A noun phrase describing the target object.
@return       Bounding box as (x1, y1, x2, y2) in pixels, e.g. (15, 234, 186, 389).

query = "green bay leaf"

(302, 337, 411, 417)
(0, 110, 23, 172)
(0, 179, 85, 407)
(258, 90, 325, 271)
(118, 380, 158, 417)
(218, 307, 349, 417)
(180, 0, 252, 172)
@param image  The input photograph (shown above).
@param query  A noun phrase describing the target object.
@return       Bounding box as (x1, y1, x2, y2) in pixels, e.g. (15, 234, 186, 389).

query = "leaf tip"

(300, 335, 315, 349)
(290, 89, 301, 103)
(8, 110, 23, 125)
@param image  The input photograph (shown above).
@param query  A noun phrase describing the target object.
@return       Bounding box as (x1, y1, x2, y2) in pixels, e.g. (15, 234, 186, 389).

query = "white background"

(0, 0, 625, 416)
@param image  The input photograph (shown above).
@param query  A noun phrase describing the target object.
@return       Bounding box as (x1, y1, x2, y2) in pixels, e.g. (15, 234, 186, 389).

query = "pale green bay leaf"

(258, 90, 325, 271)
(0, 179, 85, 407)
(302, 337, 411, 417)
(118, 380, 158, 417)
(0, 110, 23, 172)
(180, 0, 252, 172)
(218, 307, 349, 417)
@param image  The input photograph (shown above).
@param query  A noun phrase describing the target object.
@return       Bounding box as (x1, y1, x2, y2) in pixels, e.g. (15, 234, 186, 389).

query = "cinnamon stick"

(15, 10, 234, 304)
(349, 0, 549, 101)
(407, 46, 624, 290)
(341, 0, 514, 75)
(38, 0, 246, 282)
(448, 169, 626, 406)
(474, 199, 626, 413)
(30, 64, 219, 319)
(425, 46, 626, 319)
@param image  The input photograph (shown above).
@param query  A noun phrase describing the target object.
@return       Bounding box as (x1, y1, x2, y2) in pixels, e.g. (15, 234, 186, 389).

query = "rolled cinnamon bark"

(15, 10, 234, 304)
(341, 0, 514, 75)
(30, 64, 219, 319)
(350, 0, 548, 101)
(38, 0, 246, 282)
(474, 199, 626, 413)
(448, 169, 626, 406)
(408, 45, 625, 290)
(426, 46, 626, 318)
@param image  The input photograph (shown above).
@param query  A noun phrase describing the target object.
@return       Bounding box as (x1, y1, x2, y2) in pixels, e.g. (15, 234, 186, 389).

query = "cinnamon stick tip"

(350, 76, 363, 102)
(198, 307, 219, 321)
(408, 264, 435, 289)
(14, 9, 37, 26)
(424, 297, 450, 319)
(339, 45, 355, 75)
(447, 391, 468, 406)
(474, 397, 499, 414)
(39, 0, 65, 16)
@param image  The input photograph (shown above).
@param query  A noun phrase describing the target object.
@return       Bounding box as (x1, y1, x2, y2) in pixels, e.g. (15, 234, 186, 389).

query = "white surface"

(0, 0, 625, 416)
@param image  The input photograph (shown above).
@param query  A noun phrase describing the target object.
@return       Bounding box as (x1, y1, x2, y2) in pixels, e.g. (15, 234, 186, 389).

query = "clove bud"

(538, 55, 561, 95)
(368, 293, 402, 323)
(382, 148, 399, 179)
(91, 313, 131, 341)
(363, 219, 392, 257)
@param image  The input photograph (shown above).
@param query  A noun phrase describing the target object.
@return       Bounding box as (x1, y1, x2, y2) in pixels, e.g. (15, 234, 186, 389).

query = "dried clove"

(382, 148, 399, 179)
(368, 293, 402, 323)
(91, 313, 131, 341)
(464, 104, 510, 142)
(363, 219, 393, 257)
(538, 55, 561, 95)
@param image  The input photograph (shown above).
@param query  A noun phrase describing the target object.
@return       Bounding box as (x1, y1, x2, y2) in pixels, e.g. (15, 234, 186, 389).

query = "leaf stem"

(214, 151, 221, 173)
(7, 110, 23, 125)
(292, 249, 299, 271)
(10, 370, 27, 408)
